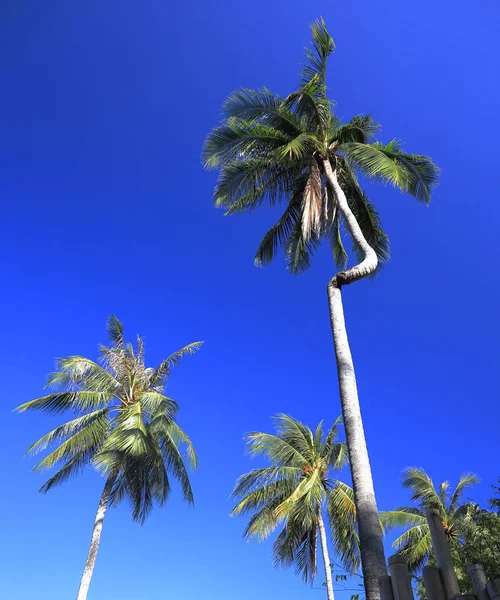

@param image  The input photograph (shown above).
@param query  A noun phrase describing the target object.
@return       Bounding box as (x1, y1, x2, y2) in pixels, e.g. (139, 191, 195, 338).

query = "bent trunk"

(323, 158, 387, 600)
(318, 510, 335, 600)
(76, 474, 116, 600)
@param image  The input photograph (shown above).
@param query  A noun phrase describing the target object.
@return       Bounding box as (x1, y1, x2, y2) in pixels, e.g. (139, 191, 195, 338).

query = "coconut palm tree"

(203, 18, 439, 600)
(380, 467, 479, 572)
(16, 315, 201, 600)
(231, 414, 359, 600)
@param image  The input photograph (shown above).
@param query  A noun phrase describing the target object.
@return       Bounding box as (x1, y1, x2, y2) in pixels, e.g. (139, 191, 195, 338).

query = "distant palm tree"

(380, 467, 479, 572)
(16, 315, 202, 600)
(231, 415, 359, 600)
(203, 19, 439, 600)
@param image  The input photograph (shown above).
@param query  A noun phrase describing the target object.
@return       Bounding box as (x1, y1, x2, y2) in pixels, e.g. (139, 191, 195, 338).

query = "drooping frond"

(215, 158, 303, 215)
(285, 214, 321, 274)
(327, 481, 360, 571)
(336, 160, 391, 268)
(274, 518, 318, 583)
(342, 141, 439, 204)
(301, 158, 323, 239)
(254, 192, 303, 267)
(26, 409, 109, 457)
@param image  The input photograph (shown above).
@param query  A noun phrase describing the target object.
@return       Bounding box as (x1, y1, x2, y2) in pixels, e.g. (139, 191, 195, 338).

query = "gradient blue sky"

(2, 1, 500, 599)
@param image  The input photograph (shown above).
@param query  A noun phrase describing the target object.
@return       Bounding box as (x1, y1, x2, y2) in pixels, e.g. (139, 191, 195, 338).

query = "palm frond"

(15, 391, 113, 415)
(333, 115, 381, 145)
(106, 314, 125, 348)
(300, 17, 335, 94)
(402, 467, 444, 513)
(327, 481, 360, 571)
(449, 473, 480, 515)
(202, 120, 292, 169)
(342, 141, 439, 204)
(222, 88, 302, 137)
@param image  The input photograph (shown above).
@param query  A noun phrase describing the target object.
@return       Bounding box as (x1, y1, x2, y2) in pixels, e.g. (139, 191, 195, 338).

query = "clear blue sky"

(2, 1, 499, 599)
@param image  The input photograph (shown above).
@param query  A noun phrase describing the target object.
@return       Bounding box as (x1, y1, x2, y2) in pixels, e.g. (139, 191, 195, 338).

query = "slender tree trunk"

(318, 510, 335, 600)
(76, 474, 116, 600)
(323, 158, 387, 600)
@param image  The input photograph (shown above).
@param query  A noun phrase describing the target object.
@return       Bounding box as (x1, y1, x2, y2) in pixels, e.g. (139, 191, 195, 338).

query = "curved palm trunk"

(76, 474, 116, 600)
(318, 511, 335, 600)
(323, 158, 387, 600)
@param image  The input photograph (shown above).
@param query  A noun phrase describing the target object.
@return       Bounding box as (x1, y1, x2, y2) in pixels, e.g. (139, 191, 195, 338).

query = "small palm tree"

(203, 19, 439, 600)
(380, 467, 479, 572)
(16, 316, 202, 600)
(231, 415, 359, 600)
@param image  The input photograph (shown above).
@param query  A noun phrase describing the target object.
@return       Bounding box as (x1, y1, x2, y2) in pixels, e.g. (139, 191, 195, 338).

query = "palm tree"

(203, 18, 439, 600)
(16, 315, 202, 600)
(231, 414, 359, 600)
(380, 467, 479, 572)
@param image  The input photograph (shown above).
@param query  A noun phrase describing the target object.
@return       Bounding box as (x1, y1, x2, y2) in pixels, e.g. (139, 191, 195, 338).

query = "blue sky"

(2, 1, 500, 599)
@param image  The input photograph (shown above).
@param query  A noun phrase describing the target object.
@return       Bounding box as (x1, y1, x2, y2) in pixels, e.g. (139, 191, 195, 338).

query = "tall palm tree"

(203, 18, 439, 600)
(16, 315, 202, 600)
(380, 467, 479, 572)
(231, 414, 359, 600)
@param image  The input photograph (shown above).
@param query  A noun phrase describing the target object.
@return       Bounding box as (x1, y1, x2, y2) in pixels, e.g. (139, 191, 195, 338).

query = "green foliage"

(203, 19, 439, 275)
(17, 315, 201, 524)
(231, 414, 359, 585)
(380, 468, 479, 573)
(456, 484, 500, 582)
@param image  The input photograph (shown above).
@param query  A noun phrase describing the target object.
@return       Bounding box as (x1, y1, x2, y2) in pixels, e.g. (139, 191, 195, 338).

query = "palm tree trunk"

(318, 510, 335, 600)
(76, 474, 116, 600)
(323, 158, 387, 600)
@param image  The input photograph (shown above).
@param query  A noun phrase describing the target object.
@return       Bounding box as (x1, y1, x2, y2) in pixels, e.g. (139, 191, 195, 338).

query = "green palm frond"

(202, 120, 292, 169)
(300, 17, 335, 93)
(274, 517, 318, 582)
(244, 430, 309, 467)
(222, 88, 302, 136)
(395, 525, 433, 572)
(151, 341, 204, 383)
(333, 115, 381, 145)
(254, 194, 303, 267)
(16, 391, 113, 415)
(379, 509, 426, 532)
(342, 141, 439, 204)
(327, 481, 360, 571)
(27, 408, 109, 457)
(402, 467, 443, 513)
(106, 314, 125, 348)
(449, 473, 480, 514)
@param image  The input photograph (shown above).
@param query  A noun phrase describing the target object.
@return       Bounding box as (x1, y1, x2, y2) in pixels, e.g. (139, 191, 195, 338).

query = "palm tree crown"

(203, 18, 439, 275)
(16, 315, 201, 523)
(231, 415, 359, 585)
(380, 467, 479, 572)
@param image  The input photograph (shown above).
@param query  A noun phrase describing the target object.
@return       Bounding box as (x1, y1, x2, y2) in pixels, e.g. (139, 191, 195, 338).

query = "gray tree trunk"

(76, 474, 116, 600)
(323, 158, 387, 600)
(318, 510, 336, 600)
